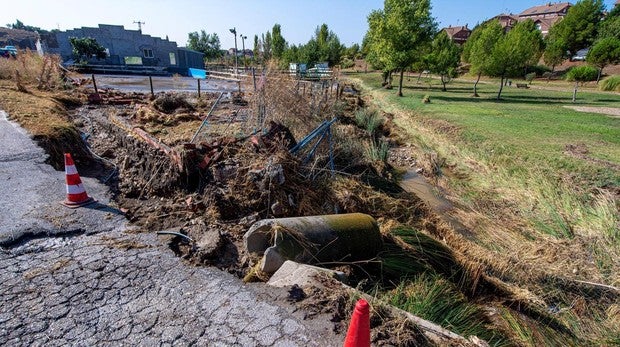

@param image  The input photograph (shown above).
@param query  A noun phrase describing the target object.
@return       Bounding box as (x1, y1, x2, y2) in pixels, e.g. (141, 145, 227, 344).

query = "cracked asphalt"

(0, 111, 341, 346)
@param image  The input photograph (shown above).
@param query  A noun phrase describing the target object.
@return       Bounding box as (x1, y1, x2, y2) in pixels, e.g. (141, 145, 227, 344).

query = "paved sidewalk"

(0, 111, 340, 346)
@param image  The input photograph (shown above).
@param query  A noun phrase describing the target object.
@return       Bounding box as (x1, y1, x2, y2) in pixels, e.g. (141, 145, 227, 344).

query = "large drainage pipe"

(244, 213, 383, 273)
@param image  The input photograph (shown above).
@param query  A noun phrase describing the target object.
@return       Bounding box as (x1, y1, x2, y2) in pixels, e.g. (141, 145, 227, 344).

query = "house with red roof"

(517, 2, 572, 36)
(442, 25, 471, 45)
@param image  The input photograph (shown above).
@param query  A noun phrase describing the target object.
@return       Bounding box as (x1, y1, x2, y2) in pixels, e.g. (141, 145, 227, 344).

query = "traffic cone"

(61, 153, 95, 208)
(343, 299, 370, 347)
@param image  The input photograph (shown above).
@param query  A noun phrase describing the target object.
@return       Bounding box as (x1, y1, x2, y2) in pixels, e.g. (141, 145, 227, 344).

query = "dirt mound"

(152, 93, 194, 114)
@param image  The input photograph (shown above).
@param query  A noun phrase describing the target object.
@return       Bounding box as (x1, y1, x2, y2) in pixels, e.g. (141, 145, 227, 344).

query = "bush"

(366, 138, 390, 162)
(525, 72, 536, 84)
(566, 65, 599, 83)
(340, 57, 355, 69)
(599, 75, 620, 92)
(527, 65, 551, 77)
(354, 108, 384, 136)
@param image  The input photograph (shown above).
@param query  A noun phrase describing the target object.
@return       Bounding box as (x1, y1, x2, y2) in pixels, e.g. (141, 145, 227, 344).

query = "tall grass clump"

(354, 108, 384, 136)
(366, 138, 390, 162)
(599, 75, 620, 92)
(384, 273, 509, 346)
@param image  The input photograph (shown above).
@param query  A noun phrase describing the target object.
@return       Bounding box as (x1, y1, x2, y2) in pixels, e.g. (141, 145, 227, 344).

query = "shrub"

(527, 64, 551, 77)
(525, 72, 536, 84)
(599, 75, 620, 92)
(354, 108, 384, 136)
(422, 95, 431, 103)
(566, 65, 599, 84)
(366, 138, 390, 162)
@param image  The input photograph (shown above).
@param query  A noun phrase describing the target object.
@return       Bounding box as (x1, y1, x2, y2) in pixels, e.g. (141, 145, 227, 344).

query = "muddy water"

(399, 170, 452, 213)
(399, 169, 477, 239)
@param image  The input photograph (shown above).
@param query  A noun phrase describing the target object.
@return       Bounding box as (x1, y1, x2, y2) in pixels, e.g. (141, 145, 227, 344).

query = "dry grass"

(0, 79, 86, 168)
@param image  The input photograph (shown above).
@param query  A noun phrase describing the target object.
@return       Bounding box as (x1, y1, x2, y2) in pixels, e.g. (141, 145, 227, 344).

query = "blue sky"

(1, 1, 617, 49)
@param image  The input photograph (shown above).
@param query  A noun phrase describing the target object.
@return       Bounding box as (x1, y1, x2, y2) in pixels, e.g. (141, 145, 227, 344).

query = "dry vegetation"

(2, 52, 618, 346)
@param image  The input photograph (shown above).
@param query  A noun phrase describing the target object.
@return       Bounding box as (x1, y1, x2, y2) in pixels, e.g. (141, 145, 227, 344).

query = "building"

(518, 2, 572, 36)
(518, 2, 571, 20)
(442, 25, 471, 45)
(40, 24, 204, 75)
(492, 13, 521, 32)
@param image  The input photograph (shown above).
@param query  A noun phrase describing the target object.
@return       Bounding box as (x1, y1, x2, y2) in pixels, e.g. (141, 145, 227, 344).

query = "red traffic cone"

(343, 299, 370, 347)
(61, 153, 95, 208)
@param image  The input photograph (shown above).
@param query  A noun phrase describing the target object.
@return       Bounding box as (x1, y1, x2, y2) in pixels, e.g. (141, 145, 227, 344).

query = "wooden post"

(149, 75, 154, 97)
(197, 79, 201, 98)
(91, 74, 98, 94)
(303, 83, 306, 96)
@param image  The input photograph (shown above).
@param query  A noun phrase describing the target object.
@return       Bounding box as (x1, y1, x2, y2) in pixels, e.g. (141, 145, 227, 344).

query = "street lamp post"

(240, 35, 247, 70)
(229, 27, 238, 75)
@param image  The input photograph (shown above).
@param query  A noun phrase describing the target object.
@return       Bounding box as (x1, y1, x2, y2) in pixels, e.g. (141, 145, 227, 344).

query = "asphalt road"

(0, 110, 340, 346)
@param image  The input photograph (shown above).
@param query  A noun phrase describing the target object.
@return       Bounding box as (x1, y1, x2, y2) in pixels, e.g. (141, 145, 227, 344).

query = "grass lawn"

(349, 72, 619, 282)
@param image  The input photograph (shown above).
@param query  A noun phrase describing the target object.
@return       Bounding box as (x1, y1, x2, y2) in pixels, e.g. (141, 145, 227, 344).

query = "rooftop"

(519, 2, 572, 17)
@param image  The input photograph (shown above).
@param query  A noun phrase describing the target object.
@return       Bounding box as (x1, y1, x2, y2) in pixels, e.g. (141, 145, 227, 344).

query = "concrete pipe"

(244, 213, 383, 273)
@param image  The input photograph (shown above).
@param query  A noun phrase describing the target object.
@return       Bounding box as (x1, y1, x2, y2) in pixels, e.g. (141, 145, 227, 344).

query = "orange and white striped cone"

(61, 153, 95, 208)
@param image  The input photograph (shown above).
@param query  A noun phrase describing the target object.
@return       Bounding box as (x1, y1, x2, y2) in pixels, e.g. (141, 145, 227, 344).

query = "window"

(143, 49, 154, 58)
(169, 52, 176, 65)
(124, 56, 143, 65)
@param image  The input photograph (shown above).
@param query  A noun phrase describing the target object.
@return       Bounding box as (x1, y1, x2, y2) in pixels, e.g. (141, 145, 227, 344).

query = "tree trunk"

(497, 75, 505, 100)
(381, 70, 389, 86)
(441, 74, 447, 91)
(572, 82, 578, 103)
(596, 67, 602, 84)
(398, 69, 404, 97)
(417, 71, 423, 83)
(386, 71, 393, 89)
(473, 72, 481, 97)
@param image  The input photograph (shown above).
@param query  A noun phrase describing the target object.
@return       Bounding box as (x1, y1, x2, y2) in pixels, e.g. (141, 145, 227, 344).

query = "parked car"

(570, 48, 589, 61)
(0, 46, 17, 58)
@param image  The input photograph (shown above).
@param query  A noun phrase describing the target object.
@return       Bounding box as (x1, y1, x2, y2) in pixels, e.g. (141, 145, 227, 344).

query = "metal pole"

(241, 35, 247, 71)
(191, 91, 224, 143)
(91, 74, 98, 94)
(149, 75, 154, 97)
(197, 79, 201, 98)
(230, 28, 238, 76)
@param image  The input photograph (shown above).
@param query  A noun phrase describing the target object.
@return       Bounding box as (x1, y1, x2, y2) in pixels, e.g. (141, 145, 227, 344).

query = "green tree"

(485, 20, 543, 99)
(7, 19, 49, 34)
(586, 37, 620, 83)
(598, 4, 620, 39)
(312, 24, 344, 66)
(187, 30, 222, 60)
(566, 65, 599, 102)
(547, 0, 604, 57)
(427, 31, 460, 91)
(465, 21, 503, 97)
(271, 24, 287, 59)
(68, 37, 107, 64)
(253, 35, 260, 63)
(365, 0, 436, 96)
(262, 32, 272, 61)
(543, 36, 567, 73)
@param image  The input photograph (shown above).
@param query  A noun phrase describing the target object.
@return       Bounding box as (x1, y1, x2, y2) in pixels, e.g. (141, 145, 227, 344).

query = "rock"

(195, 228, 223, 259)
(271, 201, 285, 217)
(267, 261, 347, 290)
